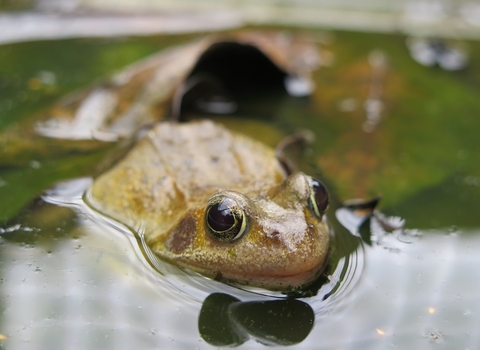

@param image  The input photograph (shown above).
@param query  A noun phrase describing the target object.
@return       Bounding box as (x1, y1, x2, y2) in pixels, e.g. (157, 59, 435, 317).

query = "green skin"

(88, 120, 330, 290)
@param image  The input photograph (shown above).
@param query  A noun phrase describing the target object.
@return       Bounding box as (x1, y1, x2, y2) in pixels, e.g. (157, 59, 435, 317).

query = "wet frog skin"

(88, 120, 329, 290)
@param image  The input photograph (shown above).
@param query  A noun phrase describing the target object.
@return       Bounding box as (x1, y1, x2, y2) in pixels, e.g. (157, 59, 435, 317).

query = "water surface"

(0, 28, 479, 349)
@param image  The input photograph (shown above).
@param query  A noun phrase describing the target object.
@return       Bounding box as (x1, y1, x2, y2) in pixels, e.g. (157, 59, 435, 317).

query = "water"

(310, 229, 480, 349)
(0, 177, 364, 349)
(1, 27, 480, 349)
(1, 184, 478, 349)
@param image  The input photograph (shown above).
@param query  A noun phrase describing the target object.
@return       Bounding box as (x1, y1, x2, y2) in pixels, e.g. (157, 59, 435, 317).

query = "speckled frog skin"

(88, 120, 330, 290)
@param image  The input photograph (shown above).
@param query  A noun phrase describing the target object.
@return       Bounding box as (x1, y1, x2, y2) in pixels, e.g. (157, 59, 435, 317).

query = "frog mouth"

(215, 262, 328, 291)
(176, 252, 329, 291)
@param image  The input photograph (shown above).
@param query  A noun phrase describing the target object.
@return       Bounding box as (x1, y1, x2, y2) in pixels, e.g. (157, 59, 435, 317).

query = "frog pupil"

(310, 178, 329, 216)
(208, 202, 235, 232)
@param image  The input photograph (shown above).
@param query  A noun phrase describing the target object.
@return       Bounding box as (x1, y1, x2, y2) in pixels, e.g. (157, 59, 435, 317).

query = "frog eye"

(308, 178, 329, 218)
(205, 195, 247, 242)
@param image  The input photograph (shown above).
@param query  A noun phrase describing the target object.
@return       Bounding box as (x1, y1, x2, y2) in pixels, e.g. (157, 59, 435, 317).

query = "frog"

(86, 119, 330, 290)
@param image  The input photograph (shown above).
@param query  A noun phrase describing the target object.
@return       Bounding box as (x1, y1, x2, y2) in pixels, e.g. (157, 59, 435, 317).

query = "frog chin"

(173, 242, 329, 291)
(220, 263, 327, 291)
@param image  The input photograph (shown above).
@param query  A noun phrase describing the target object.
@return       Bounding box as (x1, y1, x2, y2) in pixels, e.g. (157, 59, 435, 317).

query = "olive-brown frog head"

(89, 120, 330, 291)
(158, 172, 330, 290)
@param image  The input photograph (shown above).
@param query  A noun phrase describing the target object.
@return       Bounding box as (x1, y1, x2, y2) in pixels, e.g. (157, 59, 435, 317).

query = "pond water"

(0, 28, 479, 349)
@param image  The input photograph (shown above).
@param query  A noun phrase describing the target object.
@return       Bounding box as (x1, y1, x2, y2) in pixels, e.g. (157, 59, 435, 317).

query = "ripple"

(43, 178, 365, 311)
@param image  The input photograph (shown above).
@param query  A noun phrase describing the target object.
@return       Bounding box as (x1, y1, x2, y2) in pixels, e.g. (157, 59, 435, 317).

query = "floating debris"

(425, 330, 444, 344)
(34, 32, 320, 141)
(0, 224, 41, 234)
(336, 197, 407, 245)
(406, 37, 468, 71)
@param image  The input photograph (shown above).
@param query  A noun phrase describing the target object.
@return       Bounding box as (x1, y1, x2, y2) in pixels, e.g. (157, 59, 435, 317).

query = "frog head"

(159, 172, 330, 290)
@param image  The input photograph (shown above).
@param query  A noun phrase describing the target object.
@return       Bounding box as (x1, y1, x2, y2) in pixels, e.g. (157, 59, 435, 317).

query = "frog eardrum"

(205, 195, 247, 242)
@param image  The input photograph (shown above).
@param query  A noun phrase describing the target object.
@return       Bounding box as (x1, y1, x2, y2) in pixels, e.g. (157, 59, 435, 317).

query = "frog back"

(89, 120, 286, 238)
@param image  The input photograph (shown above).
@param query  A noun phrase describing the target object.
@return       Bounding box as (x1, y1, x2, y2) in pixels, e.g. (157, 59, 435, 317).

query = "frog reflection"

(198, 292, 315, 347)
(87, 120, 330, 290)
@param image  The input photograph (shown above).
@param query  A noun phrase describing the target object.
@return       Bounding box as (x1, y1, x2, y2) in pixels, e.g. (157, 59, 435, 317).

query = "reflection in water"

(198, 293, 314, 346)
(33, 177, 362, 348)
(0, 176, 478, 348)
(0, 177, 478, 349)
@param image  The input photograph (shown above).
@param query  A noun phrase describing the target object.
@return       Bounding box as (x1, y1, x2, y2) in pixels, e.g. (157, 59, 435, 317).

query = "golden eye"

(308, 177, 329, 218)
(205, 195, 247, 242)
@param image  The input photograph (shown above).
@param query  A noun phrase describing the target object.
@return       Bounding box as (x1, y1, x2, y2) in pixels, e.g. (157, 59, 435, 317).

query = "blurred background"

(1, 1, 480, 349)
(3, 0, 480, 44)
